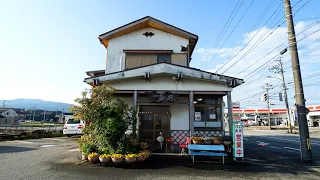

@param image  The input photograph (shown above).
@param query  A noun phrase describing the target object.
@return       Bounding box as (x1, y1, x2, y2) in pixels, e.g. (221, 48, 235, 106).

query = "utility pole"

(269, 51, 292, 133)
(32, 104, 36, 121)
(43, 108, 46, 122)
(263, 83, 272, 129)
(283, 0, 312, 162)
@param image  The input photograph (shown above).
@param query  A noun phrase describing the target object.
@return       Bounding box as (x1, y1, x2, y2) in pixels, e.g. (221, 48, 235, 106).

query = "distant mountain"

(1, 99, 74, 112)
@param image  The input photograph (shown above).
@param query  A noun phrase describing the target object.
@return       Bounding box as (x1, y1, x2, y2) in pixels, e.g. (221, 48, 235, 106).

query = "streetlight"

(267, 48, 293, 133)
(266, 76, 282, 81)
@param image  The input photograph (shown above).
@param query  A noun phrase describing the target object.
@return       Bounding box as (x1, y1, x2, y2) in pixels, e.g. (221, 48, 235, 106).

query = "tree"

(70, 85, 134, 154)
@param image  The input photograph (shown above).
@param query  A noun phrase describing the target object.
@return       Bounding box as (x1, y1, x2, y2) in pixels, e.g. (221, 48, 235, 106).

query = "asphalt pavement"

(0, 132, 320, 180)
(244, 130, 320, 171)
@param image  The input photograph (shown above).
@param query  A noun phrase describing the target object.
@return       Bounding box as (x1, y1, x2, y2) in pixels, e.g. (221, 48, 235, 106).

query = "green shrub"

(70, 85, 136, 155)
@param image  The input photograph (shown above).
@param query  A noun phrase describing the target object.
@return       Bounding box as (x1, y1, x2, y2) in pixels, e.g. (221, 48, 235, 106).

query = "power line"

(236, 45, 281, 76)
(244, 54, 279, 79)
(215, 1, 283, 74)
(223, 13, 284, 74)
(200, 0, 243, 67)
(200, 0, 255, 69)
(219, 0, 312, 75)
(242, 25, 320, 81)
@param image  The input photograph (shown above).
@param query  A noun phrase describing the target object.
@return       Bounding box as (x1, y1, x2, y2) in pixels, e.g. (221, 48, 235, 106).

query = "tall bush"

(70, 85, 134, 154)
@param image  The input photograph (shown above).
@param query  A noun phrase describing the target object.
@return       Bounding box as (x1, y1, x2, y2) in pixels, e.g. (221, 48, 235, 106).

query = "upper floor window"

(157, 54, 171, 63)
(124, 50, 187, 70)
(6, 112, 9, 115)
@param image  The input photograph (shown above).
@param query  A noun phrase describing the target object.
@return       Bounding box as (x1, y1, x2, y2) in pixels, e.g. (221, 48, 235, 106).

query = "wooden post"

(189, 91, 194, 136)
(221, 97, 225, 135)
(227, 91, 233, 135)
(133, 90, 138, 137)
(133, 90, 137, 110)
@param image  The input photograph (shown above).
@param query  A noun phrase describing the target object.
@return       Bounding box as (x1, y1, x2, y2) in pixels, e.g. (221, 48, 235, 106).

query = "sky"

(0, 0, 319, 108)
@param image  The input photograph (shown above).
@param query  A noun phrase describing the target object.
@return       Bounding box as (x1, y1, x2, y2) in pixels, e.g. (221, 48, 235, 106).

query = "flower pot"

(203, 140, 212, 145)
(112, 158, 123, 164)
(140, 145, 148, 150)
(213, 140, 222, 145)
(88, 155, 99, 163)
(99, 157, 110, 163)
(81, 153, 88, 161)
(137, 157, 146, 162)
(223, 141, 232, 146)
(125, 158, 136, 163)
(192, 140, 202, 144)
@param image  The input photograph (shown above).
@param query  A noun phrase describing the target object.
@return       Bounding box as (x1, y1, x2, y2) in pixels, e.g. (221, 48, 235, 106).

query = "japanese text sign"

(233, 124, 244, 158)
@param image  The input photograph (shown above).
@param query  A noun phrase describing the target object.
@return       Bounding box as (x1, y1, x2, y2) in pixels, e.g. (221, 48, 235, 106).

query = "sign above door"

(145, 91, 179, 103)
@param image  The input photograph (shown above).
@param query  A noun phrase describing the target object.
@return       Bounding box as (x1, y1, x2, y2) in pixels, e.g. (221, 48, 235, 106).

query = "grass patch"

(20, 122, 64, 127)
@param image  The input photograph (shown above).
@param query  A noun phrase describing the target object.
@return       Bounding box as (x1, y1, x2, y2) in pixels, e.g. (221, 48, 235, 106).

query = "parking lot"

(1, 133, 320, 180)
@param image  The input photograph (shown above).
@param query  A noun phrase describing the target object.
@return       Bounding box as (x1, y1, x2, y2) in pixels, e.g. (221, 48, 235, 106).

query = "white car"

(63, 119, 85, 137)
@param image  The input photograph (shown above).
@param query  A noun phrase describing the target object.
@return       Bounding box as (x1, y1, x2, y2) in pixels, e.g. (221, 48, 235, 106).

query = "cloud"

(195, 20, 320, 108)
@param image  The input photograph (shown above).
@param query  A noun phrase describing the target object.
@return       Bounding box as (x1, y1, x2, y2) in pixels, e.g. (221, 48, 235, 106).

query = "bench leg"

(192, 155, 194, 164)
(180, 148, 185, 156)
(223, 156, 224, 165)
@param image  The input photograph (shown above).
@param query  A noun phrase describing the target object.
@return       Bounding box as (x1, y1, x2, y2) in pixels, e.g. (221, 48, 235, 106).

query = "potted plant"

(130, 139, 139, 146)
(203, 137, 212, 145)
(111, 154, 123, 164)
(191, 136, 203, 144)
(140, 150, 151, 159)
(223, 135, 232, 146)
(79, 142, 96, 161)
(136, 153, 147, 162)
(125, 154, 137, 163)
(88, 152, 100, 163)
(140, 150, 149, 159)
(212, 136, 223, 145)
(140, 142, 148, 150)
(99, 154, 111, 163)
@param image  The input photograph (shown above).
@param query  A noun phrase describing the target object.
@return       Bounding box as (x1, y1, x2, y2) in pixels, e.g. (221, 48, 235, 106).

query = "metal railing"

(0, 125, 63, 132)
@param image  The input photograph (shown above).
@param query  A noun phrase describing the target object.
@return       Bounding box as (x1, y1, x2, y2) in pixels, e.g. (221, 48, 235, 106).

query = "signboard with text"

(195, 112, 201, 121)
(233, 124, 244, 158)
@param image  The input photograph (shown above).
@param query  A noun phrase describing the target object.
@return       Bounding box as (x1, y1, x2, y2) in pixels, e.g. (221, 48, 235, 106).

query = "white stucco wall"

(104, 76, 232, 92)
(121, 97, 133, 108)
(0, 109, 17, 117)
(107, 27, 189, 73)
(170, 104, 189, 130)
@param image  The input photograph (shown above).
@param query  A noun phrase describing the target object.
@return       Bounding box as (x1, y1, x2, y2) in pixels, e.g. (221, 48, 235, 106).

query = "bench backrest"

(188, 144, 225, 151)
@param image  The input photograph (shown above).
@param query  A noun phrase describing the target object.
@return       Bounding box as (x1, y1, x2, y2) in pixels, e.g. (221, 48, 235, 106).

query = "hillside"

(1, 99, 74, 112)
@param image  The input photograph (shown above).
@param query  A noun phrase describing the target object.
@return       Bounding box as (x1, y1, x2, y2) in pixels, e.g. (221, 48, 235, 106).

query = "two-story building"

(84, 16, 244, 151)
(0, 108, 18, 125)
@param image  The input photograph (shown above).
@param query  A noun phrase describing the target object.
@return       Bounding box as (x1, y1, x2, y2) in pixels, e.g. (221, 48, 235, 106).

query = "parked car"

(63, 119, 85, 137)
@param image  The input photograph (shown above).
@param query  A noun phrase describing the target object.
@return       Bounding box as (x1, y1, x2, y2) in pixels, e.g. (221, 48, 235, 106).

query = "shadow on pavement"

(0, 146, 37, 154)
(98, 155, 316, 176)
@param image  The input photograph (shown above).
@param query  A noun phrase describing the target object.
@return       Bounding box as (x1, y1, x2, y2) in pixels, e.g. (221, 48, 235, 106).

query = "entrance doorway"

(139, 105, 170, 152)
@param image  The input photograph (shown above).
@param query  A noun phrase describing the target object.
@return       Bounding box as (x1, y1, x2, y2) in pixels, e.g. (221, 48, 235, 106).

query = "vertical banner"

(233, 123, 244, 158)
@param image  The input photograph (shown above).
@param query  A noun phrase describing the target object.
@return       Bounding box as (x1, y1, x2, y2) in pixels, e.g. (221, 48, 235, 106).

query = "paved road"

(244, 130, 320, 169)
(1, 134, 320, 180)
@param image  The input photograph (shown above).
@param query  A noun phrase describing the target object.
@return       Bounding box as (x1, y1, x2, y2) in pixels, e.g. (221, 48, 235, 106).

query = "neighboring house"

(14, 109, 28, 120)
(0, 108, 18, 125)
(84, 16, 244, 151)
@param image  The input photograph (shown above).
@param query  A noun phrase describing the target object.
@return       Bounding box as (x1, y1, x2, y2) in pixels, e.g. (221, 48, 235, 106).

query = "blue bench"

(188, 144, 228, 165)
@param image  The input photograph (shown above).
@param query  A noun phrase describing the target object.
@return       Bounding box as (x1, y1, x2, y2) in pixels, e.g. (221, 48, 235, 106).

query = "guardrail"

(0, 125, 63, 132)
